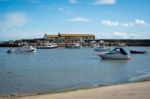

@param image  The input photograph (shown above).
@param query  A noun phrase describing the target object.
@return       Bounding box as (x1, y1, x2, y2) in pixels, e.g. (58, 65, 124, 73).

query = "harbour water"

(0, 47, 150, 95)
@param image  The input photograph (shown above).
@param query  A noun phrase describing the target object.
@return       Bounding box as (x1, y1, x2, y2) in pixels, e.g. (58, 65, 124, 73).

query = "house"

(44, 33, 95, 43)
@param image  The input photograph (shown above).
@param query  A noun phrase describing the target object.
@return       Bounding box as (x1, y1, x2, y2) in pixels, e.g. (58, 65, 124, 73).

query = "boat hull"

(130, 50, 147, 54)
(65, 46, 81, 49)
(37, 46, 57, 49)
(94, 48, 109, 52)
(99, 54, 130, 60)
(7, 46, 36, 54)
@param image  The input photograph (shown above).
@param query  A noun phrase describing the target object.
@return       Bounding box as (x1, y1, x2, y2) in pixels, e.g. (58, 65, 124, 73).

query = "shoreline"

(1, 81, 150, 99)
(19, 81, 150, 99)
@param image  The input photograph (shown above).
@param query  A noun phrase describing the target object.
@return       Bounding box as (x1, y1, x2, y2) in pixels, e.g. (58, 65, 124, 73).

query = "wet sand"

(15, 81, 150, 99)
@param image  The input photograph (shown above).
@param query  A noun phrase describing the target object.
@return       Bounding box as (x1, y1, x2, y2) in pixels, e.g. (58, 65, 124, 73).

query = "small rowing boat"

(130, 50, 147, 54)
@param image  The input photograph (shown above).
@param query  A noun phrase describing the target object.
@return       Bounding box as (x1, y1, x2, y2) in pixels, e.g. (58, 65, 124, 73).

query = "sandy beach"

(11, 81, 149, 99)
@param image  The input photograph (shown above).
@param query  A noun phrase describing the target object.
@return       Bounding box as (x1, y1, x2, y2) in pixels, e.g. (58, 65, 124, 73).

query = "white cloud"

(121, 23, 134, 27)
(113, 32, 127, 37)
(94, 0, 117, 5)
(101, 20, 119, 26)
(0, 12, 28, 31)
(111, 32, 147, 39)
(135, 19, 145, 25)
(69, 0, 77, 4)
(96, 32, 135, 39)
(68, 16, 90, 22)
(101, 19, 146, 27)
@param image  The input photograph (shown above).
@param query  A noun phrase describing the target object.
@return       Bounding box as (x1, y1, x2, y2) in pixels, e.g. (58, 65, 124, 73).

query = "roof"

(46, 33, 95, 37)
(47, 35, 58, 38)
(60, 34, 95, 37)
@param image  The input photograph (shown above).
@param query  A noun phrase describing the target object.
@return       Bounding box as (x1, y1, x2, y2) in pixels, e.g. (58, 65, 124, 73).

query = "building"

(44, 33, 95, 43)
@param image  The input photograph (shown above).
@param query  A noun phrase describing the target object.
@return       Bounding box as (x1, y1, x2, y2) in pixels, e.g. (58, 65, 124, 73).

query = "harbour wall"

(0, 39, 150, 47)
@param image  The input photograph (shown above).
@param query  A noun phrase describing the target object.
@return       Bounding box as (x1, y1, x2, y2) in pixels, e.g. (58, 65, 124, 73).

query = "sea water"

(0, 47, 150, 95)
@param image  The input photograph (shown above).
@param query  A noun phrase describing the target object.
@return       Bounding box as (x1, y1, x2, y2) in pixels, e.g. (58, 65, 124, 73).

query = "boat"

(98, 48, 130, 60)
(7, 46, 36, 54)
(65, 43, 81, 49)
(130, 50, 147, 54)
(37, 43, 58, 49)
(37, 45, 57, 49)
(94, 46, 110, 55)
(94, 46, 110, 52)
(116, 43, 126, 47)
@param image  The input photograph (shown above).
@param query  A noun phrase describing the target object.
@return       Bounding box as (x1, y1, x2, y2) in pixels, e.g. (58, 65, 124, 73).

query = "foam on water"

(129, 71, 150, 82)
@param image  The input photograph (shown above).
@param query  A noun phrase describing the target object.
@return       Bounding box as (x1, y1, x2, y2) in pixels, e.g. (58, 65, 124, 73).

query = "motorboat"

(130, 50, 147, 54)
(37, 45, 57, 49)
(37, 44, 58, 49)
(94, 46, 110, 52)
(65, 43, 82, 49)
(7, 46, 36, 54)
(94, 46, 110, 55)
(116, 43, 126, 47)
(98, 48, 130, 60)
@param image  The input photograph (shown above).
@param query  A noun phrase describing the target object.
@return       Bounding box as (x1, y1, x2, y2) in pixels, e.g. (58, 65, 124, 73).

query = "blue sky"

(0, 0, 150, 41)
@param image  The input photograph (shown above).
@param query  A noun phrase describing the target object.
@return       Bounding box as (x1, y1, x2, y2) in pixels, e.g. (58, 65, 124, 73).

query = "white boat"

(65, 43, 82, 49)
(94, 46, 110, 55)
(7, 46, 36, 54)
(94, 46, 109, 52)
(37, 44, 58, 49)
(116, 43, 126, 47)
(98, 48, 130, 60)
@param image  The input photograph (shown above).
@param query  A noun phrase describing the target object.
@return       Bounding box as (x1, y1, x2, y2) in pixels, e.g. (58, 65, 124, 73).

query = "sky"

(0, 0, 150, 41)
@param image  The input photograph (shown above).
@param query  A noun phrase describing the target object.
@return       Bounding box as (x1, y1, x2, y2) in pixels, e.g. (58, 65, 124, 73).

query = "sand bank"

(16, 81, 150, 99)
